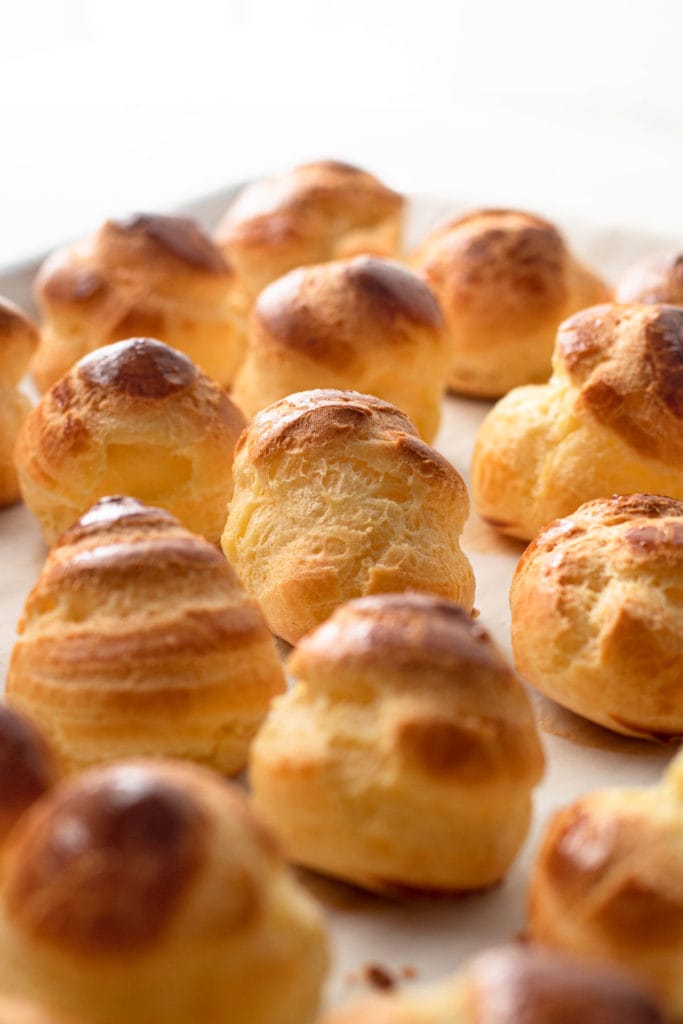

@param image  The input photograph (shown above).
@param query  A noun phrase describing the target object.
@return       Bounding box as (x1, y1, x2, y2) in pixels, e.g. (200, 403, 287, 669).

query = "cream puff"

(471, 304, 683, 540)
(7, 496, 285, 775)
(221, 389, 475, 643)
(214, 161, 404, 317)
(510, 494, 683, 739)
(250, 593, 543, 892)
(412, 208, 609, 397)
(231, 256, 449, 441)
(33, 213, 243, 391)
(0, 759, 328, 1024)
(616, 252, 683, 306)
(16, 337, 246, 545)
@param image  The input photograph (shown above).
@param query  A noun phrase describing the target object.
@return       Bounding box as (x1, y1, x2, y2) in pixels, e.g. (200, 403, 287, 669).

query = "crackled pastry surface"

(250, 593, 543, 892)
(511, 494, 683, 739)
(221, 389, 475, 643)
(471, 304, 683, 540)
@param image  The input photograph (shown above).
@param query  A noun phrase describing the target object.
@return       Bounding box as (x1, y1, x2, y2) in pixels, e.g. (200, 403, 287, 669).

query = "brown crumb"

(513, 927, 531, 944)
(400, 965, 417, 980)
(363, 963, 396, 991)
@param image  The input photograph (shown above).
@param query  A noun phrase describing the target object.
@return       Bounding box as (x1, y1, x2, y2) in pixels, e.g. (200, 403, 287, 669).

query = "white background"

(1, 0, 682, 266)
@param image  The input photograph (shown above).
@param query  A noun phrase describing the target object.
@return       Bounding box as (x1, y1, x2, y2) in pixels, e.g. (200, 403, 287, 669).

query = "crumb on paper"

(363, 963, 396, 991)
(400, 965, 417, 980)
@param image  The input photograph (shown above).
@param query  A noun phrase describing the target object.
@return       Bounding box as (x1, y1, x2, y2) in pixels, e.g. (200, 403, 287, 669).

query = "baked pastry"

(529, 774, 683, 1017)
(412, 208, 610, 397)
(7, 496, 285, 775)
(250, 593, 543, 892)
(15, 337, 246, 545)
(471, 304, 683, 540)
(0, 706, 58, 844)
(231, 256, 449, 441)
(32, 213, 243, 391)
(324, 945, 663, 1024)
(214, 161, 404, 318)
(0, 759, 328, 1024)
(616, 252, 683, 305)
(221, 390, 475, 643)
(510, 494, 683, 739)
(0, 299, 39, 507)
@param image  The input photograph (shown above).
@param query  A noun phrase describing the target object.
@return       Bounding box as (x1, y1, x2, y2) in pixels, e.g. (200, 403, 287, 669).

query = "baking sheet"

(0, 190, 677, 1006)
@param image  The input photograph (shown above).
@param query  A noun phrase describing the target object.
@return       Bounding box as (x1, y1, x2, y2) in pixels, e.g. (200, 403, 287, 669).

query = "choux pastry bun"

(214, 161, 404, 316)
(0, 706, 58, 844)
(616, 252, 683, 306)
(510, 494, 683, 740)
(412, 208, 610, 397)
(15, 337, 246, 545)
(221, 390, 475, 643)
(529, 767, 683, 1017)
(0, 759, 328, 1024)
(324, 945, 663, 1024)
(250, 593, 544, 892)
(7, 496, 285, 774)
(0, 299, 39, 507)
(231, 256, 449, 441)
(32, 213, 243, 391)
(471, 304, 683, 540)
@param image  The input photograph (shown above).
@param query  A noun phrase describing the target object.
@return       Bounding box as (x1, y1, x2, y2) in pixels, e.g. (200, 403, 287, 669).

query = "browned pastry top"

(556, 303, 683, 464)
(467, 945, 663, 1024)
(237, 389, 419, 462)
(76, 337, 198, 398)
(255, 257, 443, 369)
(3, 765, 208, 955)
(416, 208, 570, 321)
(0, 708, 57, 840)
(37, 213, 232, 316)
(291, 592, 506, 678)
(217, 160, 403, 250)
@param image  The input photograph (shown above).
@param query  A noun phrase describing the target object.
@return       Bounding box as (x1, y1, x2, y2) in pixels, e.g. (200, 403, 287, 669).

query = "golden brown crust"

(0, 298, 39, 508)
(0, 298, 40, 387)
(250, 594, 543, 891)
(616, 252, 683, 306)
(471, 303, 683, 541)
(239, 389, 419, 463)
(214, 161, 404, 314)
(77, 337, 197, 398)
(0, 708, 58, 843)
(511, 494, 683, 739)
(33, 214, 243, 391)
(7, 496, 285, 775)
(0, 758, 328, 1024)
(557, 305, 683, 463)
(222, 390, 475, 642)
(233, 258, 449, 439)
(529, 786, 683, 1012)
(413, 208, 610, 397)
(466, 945, 664, 1024)
(4, 766, 207, 954)
(16, 338, 246, 545)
